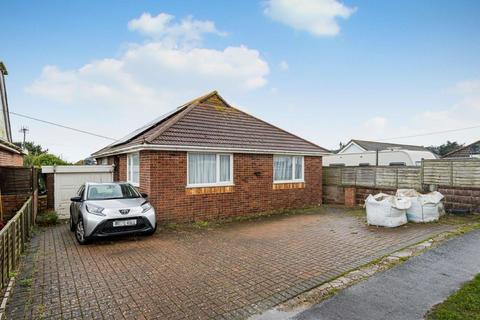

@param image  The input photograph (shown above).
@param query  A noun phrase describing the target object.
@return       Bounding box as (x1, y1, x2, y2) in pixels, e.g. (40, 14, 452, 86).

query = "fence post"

(450, 161, 454, 187)
(395, 168, 399, 189)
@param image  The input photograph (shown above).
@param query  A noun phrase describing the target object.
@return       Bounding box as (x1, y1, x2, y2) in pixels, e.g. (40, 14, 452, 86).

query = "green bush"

(25, 153, 70, 167)
(36, 211, 58, 226)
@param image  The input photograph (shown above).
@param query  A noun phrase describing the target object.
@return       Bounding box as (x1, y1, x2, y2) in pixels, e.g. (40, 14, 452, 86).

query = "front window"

(274, 155, 304, 183)
(188, 153, 233, 187)
(127, 152, 140, 186)
(87, 183, 140, 200)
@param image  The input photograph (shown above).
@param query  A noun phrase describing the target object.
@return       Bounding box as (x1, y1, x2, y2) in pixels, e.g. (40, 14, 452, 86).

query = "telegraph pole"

(19, 126, 29, 149)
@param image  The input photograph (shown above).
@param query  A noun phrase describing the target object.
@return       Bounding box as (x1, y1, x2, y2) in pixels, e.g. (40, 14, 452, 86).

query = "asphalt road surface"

(294, 229, 480, 320)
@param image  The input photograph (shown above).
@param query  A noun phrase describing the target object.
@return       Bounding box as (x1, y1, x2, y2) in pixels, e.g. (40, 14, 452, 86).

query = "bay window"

(127, 152, 140, 186)
(188, 153, 233, 187)
(274, 155, 304, 183)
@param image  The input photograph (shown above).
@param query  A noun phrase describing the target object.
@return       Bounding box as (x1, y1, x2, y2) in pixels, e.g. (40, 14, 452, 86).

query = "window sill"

(186, 183, 234, 188)
(186, 185, 234, 195)
(273, 180, 304, 184)
(272, 182, 305, 190)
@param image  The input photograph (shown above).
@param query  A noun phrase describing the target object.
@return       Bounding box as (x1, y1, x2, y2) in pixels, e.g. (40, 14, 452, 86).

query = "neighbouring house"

(323, 139, 437, 167)
(0, 61, 23, 166)
(442, 139, 480, 159)
(92, 91, 329, 223)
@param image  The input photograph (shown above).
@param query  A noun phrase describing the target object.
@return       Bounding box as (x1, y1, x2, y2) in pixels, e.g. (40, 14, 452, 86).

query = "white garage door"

(42, 165, 114, 219)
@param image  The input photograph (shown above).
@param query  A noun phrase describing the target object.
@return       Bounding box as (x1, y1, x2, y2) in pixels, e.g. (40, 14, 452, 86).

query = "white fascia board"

(41, 165, 114, 174)
(337, 141, 367, 154)
(92, 144, 329, 157)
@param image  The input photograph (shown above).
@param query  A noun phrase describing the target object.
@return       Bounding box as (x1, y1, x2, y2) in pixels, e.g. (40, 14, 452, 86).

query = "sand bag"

(396, 189, 444, 222)
(365, 193, 410, 227)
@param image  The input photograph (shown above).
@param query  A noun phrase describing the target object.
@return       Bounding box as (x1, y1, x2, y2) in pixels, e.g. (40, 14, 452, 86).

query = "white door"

(54, 172, 113, 218)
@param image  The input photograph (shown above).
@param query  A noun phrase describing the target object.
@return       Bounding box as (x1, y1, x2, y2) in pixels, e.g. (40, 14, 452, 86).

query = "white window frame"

(187, 152, 234, 188)
(127, 152, 140, 187)
(273, 155, 305, 184)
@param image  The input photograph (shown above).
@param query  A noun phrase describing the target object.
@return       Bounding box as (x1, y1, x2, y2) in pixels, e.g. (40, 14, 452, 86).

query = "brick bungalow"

(0, 61, 23, 166)
(92, 91, 329, 223)
(443, 139, 480, 158)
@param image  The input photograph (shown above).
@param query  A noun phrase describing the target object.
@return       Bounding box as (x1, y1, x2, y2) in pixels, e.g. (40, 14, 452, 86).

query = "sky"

(1, 0, 480, 161)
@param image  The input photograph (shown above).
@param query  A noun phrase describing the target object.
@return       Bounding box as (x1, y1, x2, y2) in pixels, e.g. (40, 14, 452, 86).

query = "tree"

(13, 141, 48, 156)
(24, 153, 70, 167)
(426, 141, 464, 157)
(13, 141, 69, 167)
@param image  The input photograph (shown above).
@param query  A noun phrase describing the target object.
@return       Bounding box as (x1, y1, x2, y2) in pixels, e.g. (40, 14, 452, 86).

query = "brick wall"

(38, 194, 47, 212)
(0, 149, 23, 166)
(438, 186, 480, 213)
(324, 185, 480, 214)
(0, 193, 30, 221)
(113, 151, 323, 223)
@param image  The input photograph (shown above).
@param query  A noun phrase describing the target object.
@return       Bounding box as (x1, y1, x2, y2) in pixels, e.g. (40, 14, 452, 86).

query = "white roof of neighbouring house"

(338, 139, 431, 154)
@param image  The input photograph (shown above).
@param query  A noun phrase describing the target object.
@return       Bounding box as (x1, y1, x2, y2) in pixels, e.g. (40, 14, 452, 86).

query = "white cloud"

(264, 0, 356, 37)
(279, 60, 289, 71)
(350, 80, 480, 147)
(127, 12, 226, 46)
(24, 12, 269, 161)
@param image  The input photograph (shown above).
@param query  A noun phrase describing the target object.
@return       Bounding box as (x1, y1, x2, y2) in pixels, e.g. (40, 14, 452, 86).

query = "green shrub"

(36, 211, 58, 226)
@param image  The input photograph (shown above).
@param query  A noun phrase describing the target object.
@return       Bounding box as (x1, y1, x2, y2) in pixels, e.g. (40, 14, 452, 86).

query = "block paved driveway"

(6, 208, 455, 320)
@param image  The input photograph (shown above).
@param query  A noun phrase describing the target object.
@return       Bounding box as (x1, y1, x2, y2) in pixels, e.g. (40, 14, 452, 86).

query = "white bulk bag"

(365, 193, 409, 228)
(395, 189, 444, 222)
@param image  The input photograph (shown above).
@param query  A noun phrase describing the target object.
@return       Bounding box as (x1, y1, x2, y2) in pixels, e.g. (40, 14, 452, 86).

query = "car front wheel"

(75, 218, 90, 245)
(69, 216, 75, 232)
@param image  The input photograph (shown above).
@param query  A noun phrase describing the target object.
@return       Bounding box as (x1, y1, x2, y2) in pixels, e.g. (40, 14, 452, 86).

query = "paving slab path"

(5, 209, 458, 320)
(295, 229, 480, 320)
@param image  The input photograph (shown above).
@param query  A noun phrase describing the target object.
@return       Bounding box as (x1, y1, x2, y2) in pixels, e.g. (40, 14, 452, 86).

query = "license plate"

(113, 219, 137, 227)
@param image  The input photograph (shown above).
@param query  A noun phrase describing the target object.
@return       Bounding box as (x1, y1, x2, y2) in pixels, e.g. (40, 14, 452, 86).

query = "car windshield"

(86, 184, 140, 200)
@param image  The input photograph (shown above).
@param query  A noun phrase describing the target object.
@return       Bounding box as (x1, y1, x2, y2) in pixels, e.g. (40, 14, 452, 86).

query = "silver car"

(69, 182, 156, 244)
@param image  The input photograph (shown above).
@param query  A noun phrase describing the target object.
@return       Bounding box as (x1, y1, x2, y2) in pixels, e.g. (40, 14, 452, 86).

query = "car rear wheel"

(75, 218, 90, 245)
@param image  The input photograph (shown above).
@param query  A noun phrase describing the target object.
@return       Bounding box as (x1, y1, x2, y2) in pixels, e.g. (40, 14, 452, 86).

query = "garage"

(41, 165, 113, 218)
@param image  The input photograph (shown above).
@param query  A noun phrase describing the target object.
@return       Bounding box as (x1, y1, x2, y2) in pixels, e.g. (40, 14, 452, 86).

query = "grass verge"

(427, 273, 480, 320)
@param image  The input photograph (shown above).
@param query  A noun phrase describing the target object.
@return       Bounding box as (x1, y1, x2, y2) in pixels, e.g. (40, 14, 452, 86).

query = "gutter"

(92, 144, 331, 158)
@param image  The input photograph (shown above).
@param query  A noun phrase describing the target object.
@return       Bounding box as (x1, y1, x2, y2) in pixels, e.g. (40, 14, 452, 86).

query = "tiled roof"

(348, 139, 429, 152)
(442, 139, 480, 158)
(0, 138, 23, 154)
(92, 91, 329, 156)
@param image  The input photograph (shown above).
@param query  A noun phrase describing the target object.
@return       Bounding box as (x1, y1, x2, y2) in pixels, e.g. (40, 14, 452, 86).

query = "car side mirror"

(141, 192, 148, 198)
(71, 196, 82, 202)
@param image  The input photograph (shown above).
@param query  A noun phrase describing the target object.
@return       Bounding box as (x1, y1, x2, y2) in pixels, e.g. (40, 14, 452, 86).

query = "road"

(294, 229, 480, 320)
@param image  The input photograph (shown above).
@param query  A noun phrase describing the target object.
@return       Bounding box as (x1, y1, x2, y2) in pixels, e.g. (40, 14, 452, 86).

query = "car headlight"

(86, 204, 105, 216)
(141, 202, 152, 213)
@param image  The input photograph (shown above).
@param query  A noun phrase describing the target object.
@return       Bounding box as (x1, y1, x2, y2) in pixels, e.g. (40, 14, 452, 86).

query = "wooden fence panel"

(323, 166, 422, 190)
(341, 167, 356, 186)
(356, 167, 375, 187)
(0, 197, 34, 289)
(423, 159, 480, 188)
(397, 167, 422, 189)
(375, 167, 398, 188)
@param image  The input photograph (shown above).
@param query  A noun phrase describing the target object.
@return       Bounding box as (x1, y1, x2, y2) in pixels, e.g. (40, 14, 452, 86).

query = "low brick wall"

(324, 185, 480, 213)
(0, 193, 30, 221)
(438, 186, 480, 213)
(355, 187, 396, 206)
(323, 185, 344, 204)
(38, 194, 47, 212)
